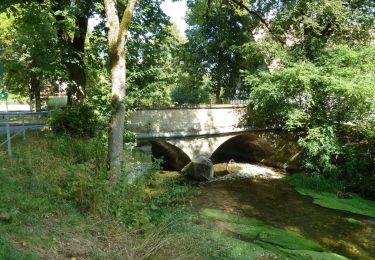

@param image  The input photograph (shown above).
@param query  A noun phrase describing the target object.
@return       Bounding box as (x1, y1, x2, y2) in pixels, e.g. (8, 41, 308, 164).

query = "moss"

(296, 189, 375, 217)
(206, 231, 275, 259)
(281, 249, 347, 260)
(201, 209, 346, 260)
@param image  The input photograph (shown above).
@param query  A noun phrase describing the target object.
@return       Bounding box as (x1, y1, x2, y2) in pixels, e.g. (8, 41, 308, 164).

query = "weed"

(287, 173, 345, 193)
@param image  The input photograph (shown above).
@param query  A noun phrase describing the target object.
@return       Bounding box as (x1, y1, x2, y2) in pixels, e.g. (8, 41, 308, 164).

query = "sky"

(160, 0, 188, 35)
(88, 1, 188, 35)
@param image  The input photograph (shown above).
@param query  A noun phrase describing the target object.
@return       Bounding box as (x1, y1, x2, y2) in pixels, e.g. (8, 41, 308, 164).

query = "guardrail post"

(5, 116, 11, 156)
(22, 114, 26, 140)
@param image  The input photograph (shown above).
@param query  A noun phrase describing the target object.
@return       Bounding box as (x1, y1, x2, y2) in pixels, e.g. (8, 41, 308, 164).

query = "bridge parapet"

(127, 105, 246, 135)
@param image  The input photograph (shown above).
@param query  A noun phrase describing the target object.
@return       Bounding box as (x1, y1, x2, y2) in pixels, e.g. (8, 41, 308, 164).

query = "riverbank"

(1, 133, 374, 259)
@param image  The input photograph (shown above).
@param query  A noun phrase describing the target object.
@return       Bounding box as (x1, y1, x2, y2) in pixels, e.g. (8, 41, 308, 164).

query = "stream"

(191, 163, 375, 260)
(130, 147, 374, 259)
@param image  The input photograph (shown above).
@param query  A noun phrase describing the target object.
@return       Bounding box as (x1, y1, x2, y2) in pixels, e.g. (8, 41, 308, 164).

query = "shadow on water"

(192, 176, 375, 260)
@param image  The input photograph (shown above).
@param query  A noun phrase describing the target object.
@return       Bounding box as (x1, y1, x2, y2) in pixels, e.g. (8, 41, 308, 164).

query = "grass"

(0, 132, 196, 258)
(2, 131, 292, 259)
(0, 238, 38, 260)
(287, 173, 345, 192)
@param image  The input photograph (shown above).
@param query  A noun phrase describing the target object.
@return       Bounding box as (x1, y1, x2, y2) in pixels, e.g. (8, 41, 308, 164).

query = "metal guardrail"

(0, 111, 49, 156)
(0, 111, 49, 116)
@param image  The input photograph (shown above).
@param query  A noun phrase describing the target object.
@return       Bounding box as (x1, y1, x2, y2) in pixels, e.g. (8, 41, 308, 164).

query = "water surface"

(192, 165, 375, 260)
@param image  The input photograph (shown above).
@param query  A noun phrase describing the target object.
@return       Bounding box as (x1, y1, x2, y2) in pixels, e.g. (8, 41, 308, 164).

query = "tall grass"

(287, 173, 345, 192)
(1, 131, 235, 259)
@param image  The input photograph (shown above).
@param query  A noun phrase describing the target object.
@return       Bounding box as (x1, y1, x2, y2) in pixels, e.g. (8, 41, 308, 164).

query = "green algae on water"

(295, 189, 375, 217)
(201, 208, 347, 260)
(346, 218, 362, 225)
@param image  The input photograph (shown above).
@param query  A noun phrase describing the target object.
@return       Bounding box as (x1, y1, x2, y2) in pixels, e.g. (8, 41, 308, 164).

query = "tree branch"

(117, 0, 138, 48)
(229, 0, 286, 45)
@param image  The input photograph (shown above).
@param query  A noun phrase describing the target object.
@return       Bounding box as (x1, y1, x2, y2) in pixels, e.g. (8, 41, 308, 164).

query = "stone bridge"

(127, 105, 301, 171)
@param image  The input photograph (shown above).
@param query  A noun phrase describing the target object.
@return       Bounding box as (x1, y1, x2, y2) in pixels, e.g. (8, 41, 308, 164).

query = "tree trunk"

(104, 0, 137, 179)
(215, 85, 221, 104)
(30, 74, 41, 112)
(67, 1, 91, 105)
(29, 90, 35, 112)
(53, 1, 91, 106)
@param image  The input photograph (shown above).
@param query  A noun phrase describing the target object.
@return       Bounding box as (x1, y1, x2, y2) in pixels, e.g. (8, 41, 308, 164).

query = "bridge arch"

(149, 133, 278, 170)
(210, 133, 273, 164)
(150, 140, 191, 171)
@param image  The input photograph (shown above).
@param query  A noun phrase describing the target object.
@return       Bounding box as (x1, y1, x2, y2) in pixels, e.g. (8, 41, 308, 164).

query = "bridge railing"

(0, 111, 49, 156)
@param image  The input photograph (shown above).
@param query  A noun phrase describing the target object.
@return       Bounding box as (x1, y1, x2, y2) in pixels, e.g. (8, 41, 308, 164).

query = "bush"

(337, 126, 375, 198)
(48, 105, 100, 137)
(298, 126, 341, 176)
(243, 46, 375, 198)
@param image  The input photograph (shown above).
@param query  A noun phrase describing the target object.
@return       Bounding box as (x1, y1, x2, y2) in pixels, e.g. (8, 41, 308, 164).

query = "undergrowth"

(0, 132, 194, 258)
(287, 173, 345, 193)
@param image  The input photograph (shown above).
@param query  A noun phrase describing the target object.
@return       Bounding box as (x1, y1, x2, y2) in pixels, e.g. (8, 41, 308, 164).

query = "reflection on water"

(192, 164, 375, 260)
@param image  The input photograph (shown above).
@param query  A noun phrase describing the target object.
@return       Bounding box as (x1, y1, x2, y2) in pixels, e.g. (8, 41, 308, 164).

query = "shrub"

(48, 105, 100, 137)
(298, 126, 341, 176)
(243, 46, 375, 197)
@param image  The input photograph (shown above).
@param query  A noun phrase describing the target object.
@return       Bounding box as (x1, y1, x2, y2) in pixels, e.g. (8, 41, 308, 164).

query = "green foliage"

(244, 46, 375, 196)
(106, 173, 190, 227)
(0, 132, 195, 258)
(0, 3, 65, 98)
(298, 126, 341, 176)
(48, 105, 100, 137)
(185, 0, 258, 102)
(245, 46, 375, 130)
(0, 133, 191, 228)
(124, 5, 182, 108)
(337, 126, 375, 198)
(171, 77, 213, 105)
(247, 0, 375, 60)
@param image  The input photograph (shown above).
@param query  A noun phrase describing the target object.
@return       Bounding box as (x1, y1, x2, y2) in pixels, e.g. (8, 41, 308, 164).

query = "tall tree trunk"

(215, 85, 221, 104)
(30, 75, 42, 112)
(67, 0, 91, 105)
(29, 90, 35, 112)
(53, 1, 91, 106)
(104, 0, 137, 179)
(30, 74, 41, 112)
